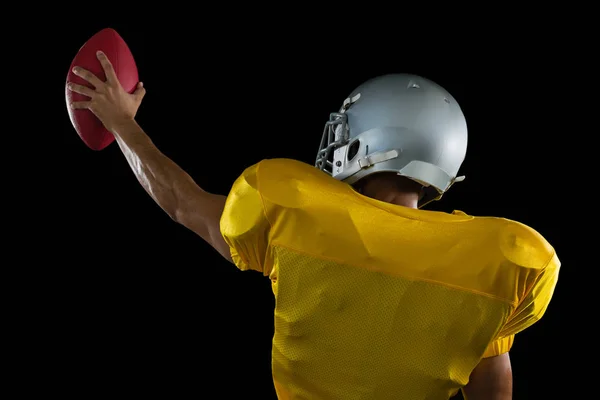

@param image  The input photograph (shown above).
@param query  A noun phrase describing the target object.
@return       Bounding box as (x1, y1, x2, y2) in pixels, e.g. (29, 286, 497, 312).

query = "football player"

(68, 51, 560, 400)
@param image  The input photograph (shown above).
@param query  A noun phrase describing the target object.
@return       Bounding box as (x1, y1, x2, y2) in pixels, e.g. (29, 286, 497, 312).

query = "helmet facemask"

(315, 112, 350, 176)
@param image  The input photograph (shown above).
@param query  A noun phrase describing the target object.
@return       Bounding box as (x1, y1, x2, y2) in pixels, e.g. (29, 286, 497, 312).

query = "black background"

(15, 14, 584, 399)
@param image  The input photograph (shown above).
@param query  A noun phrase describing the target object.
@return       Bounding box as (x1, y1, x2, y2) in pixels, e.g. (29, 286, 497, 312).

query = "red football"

(66, 28, 139, 151)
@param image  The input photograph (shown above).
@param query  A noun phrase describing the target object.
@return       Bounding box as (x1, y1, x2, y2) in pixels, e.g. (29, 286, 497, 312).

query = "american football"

(65, 28, 139, 151)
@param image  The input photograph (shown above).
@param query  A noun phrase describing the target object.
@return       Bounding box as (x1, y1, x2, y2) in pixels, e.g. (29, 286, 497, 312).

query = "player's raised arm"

(113, 119, 232, 262)
(68, 51, 232, 262)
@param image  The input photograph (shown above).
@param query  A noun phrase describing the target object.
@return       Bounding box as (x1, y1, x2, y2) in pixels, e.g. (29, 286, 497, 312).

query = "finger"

(134, 82, 146, 100)
(72, 67, 104, 88)
(70, 101, 92, 110)
(96, 51, 119, 84)
(67, 82, 95, 98)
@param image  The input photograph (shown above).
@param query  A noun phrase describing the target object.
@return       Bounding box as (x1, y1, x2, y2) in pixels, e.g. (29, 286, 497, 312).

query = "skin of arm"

(111, 120, 233, 262)
(461, 352, 513, 400)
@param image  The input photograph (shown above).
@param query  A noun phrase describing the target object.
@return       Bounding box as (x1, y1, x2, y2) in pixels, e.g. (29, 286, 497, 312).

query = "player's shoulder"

(234, 158, 310, 185)
(255, 158, 322, 177)
(248, 158, 345, 206)
(462, 212, 557, 270)
(254, 158, 335, 187)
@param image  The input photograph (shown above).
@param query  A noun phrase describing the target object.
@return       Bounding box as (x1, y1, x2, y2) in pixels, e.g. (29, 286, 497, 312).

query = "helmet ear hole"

(347, 140, 360, 161)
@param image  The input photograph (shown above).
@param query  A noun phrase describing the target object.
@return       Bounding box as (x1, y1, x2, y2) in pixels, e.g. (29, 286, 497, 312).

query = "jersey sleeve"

(482, 250, 560, 358)
(220, 162, 273, 276)
(482, 335, 514, 358)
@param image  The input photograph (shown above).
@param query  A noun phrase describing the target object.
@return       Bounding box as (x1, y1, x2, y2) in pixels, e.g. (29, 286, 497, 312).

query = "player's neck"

(362, 189, 419, 209)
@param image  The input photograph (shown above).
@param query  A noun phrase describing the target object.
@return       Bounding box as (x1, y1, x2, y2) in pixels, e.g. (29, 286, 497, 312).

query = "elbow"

(160, 191, 181, 222)
(170, 207, 185, 224)
(161, 188, 183, 223)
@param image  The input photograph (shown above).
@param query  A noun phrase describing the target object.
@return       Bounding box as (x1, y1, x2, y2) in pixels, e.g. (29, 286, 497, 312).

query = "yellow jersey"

(220, 158, 560, 400)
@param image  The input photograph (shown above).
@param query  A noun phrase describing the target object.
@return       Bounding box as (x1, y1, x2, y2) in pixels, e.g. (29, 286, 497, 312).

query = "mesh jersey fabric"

(220, 158, 560, 400)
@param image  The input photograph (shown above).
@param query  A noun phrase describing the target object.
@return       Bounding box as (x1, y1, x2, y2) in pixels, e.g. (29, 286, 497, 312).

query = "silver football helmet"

(316, 73, 468, 207)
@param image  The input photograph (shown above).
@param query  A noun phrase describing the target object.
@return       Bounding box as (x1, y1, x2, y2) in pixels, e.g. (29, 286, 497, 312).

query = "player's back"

(220, 158, 560, 400)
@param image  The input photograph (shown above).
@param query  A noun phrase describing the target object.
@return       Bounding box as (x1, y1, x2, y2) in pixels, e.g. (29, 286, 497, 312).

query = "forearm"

(110, 119, 203, 219)
(108, 119, 231, 261)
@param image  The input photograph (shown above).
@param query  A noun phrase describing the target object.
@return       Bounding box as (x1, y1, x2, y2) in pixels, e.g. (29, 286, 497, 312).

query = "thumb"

(134, 82, 146, 99)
